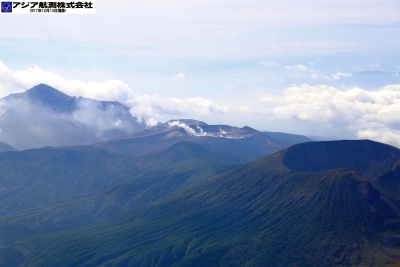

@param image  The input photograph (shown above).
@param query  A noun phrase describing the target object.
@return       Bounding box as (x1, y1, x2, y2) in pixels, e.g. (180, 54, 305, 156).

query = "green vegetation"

(1, 140, 400, 266)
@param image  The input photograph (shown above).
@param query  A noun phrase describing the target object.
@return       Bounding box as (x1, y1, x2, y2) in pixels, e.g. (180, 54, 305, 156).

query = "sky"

(1, 0, 400, 146)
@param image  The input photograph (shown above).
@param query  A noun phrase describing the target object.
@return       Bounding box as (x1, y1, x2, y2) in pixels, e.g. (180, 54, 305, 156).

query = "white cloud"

(0, 61, 26, 97)
(369, 63, 381, 69)
(0, 87, 144, 149)
(10, 64, 134, 103)
(71, 98, 134, 134)
(3, 61, 400, 147)
(127, 94, 236, 123)
(328, 72, 353, 80)
(0, 62, 134, 103)
(263, 83, 400, 146)
(358, 128, 400, 148)
(174, 72, 186, 79)
(0, 61, 239, 126)
(285, 64, 309, 71)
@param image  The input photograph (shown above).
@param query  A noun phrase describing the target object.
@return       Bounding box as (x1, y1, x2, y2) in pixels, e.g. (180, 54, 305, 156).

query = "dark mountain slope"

(167, 170, 399, 267)
(0, 142, 238, 247)
(0, 146, 140, 216)
(5, 140, 400, 266)
(94, 128, 193, 156)
(39, 142, 237, 223)
(137, 141, 237, 169)
(282, 139, 400, 179)
(373, 166, 400, 204)
(220, 173, 400, 267)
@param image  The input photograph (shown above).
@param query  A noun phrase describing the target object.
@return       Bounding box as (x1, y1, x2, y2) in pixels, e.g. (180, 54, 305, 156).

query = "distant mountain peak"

(28, 83, 71, 98)
(0, 84, 146, 149)
(4, 83, 76, 113)
(27, 83, 69, 97)
(30, 84, 76, 112)
(281, 139, 400, 179)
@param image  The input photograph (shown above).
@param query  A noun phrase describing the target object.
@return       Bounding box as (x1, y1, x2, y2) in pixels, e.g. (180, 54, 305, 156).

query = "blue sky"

(1, 0, 400, 145)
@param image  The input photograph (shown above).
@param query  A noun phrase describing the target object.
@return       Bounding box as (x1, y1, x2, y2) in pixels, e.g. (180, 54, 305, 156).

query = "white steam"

(167, 121, 198, 136)
(0, 96, 143, 149)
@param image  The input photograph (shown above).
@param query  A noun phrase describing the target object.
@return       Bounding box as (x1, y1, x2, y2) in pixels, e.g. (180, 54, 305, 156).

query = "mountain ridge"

(5, 84, 77, 113)
(282, 139, 400, 179)
(93, 119, 312, 163)
(1, 140, 400, 266)
(0, 84, 312, 157)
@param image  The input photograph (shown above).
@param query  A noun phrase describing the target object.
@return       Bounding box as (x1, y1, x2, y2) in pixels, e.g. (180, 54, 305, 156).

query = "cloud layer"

(263, 84, 400, 146)
(0, 61, 237, 126)
(2, 61, 400, 148)
(0, 92, 145, 149)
